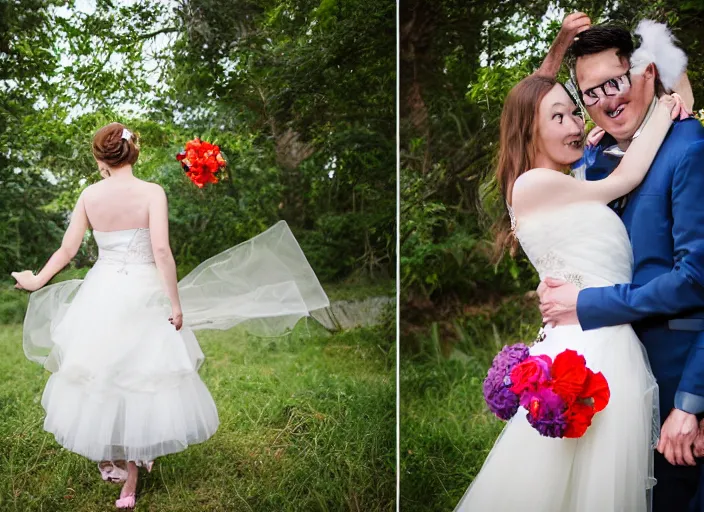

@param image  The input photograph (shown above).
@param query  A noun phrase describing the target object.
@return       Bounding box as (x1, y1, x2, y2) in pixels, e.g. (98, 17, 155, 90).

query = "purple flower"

(493, 344, 530, 375)
(482, 343, 530, 421)
(521, 388, 568, 438)
(485, 385, 520, 420)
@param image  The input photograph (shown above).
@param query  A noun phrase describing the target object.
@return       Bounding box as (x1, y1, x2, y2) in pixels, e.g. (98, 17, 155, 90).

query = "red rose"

(185, 138, 202, 151)
(579, 369, 610, 412)
(563, 401, 595, 438)
(178, 138, 226, 188)
(205, 159, 219, 173)
(551, 350, 588, 405)
(509, 355, 552, 395)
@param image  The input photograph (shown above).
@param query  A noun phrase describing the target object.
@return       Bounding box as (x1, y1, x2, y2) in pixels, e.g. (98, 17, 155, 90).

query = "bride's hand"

(586, 126, 606, 147)
(10, 271, 42, 292)
(169, 309, 183, 331)
(659, 93, 692, 121)
(556, 12, 591, 46)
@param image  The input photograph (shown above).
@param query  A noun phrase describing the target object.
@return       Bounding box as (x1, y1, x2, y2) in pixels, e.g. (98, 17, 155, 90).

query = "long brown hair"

(493, 74, 557, 259)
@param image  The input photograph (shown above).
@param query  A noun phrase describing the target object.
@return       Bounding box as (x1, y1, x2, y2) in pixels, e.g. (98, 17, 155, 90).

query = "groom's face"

(575, 48, 654, 143)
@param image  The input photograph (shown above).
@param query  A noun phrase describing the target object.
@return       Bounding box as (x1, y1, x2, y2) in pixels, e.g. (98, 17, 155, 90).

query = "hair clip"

(122, 128, 132, 140)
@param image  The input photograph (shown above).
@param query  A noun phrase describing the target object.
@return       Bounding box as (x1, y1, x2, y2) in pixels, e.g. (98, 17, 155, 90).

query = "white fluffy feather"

(630, 19, 687, 91)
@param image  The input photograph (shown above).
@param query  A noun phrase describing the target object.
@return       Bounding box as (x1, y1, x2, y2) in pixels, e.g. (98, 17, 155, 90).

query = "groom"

(537, 18, 704, 512)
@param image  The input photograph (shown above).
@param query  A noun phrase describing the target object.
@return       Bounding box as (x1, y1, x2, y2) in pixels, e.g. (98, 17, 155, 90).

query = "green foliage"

(158, 0, 396, 279)
(0, 0, 70, 281)
(400, 0, 551, 319)
(1, 0, 394, 284)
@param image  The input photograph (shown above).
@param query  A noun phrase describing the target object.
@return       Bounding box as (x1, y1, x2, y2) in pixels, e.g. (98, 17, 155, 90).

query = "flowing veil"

(22, 220, 330, 365)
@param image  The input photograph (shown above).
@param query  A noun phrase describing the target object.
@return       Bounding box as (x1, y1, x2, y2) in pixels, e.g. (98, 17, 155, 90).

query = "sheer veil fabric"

(23, 220, 330, 365)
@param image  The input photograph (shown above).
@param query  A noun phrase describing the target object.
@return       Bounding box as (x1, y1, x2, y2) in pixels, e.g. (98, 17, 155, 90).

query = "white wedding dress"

(21, 221, 329, 464)
(455, 202, 659, 512)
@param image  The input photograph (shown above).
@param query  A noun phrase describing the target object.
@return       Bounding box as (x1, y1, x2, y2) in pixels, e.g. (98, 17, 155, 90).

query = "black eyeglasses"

(580, 71, 632, 107)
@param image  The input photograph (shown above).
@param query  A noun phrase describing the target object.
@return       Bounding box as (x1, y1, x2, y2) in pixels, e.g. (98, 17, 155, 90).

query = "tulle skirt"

(37, 261, 217, 462)
(23, 221, 329, 463)
(455, 324, 659, 512)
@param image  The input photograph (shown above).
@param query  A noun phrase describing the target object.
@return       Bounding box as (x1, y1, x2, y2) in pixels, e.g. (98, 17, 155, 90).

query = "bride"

(453, 59, 687, 512)
(11, 122, 329, 509)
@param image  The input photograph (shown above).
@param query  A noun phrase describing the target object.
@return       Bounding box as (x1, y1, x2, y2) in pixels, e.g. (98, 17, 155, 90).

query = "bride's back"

(86, 122, 160, 232)
(83, 177, 157, 232)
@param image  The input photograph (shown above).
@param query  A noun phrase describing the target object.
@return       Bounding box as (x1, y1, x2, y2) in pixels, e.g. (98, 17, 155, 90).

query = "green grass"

(0, 320, 395, 511)
(400, 295, 541, 511)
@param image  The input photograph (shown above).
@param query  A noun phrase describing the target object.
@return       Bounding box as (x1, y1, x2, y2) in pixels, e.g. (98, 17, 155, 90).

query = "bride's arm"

(12, 190, 90, 291)
(148, 185, 183, 328)
(536, 12, 591, 78)
(512, 96, 676, 214)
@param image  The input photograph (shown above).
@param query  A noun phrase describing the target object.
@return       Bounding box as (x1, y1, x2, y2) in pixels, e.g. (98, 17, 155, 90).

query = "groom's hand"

(537, 277, 580, 326)
(657, 408, 698, 466)
(692, 418, 704, 458)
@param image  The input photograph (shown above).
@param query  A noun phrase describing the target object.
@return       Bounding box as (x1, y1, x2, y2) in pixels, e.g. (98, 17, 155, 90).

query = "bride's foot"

(115, 461, 138, 509)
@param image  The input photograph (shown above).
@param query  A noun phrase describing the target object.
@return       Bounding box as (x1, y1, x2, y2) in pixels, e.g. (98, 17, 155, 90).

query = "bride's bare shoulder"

(515, 168, 574, 191)
(512, 168, 574, 212)
(147, 181, 165, 192)
(79, 182, 99, 199)
(144, 181, 167, 202)
(514, 168, 572, 188)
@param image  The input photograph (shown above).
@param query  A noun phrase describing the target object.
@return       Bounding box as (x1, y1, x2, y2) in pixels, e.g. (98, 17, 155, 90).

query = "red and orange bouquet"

(176, 138, 227, 188)
(483, 344, 610, 438)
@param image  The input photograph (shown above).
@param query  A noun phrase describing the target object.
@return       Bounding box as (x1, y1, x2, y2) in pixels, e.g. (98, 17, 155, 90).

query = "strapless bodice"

(93, 228, 155, 266)
(514, 202, 633, 288)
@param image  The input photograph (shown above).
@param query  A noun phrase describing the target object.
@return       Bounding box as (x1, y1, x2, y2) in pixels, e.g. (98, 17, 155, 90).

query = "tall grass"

(400, 294, 541, 511)
(0, 318, 395, 511)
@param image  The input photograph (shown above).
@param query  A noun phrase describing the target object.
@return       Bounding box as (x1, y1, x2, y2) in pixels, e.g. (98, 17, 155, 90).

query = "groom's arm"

(577, 140, 704, 329)
(676, 335, 704, 413)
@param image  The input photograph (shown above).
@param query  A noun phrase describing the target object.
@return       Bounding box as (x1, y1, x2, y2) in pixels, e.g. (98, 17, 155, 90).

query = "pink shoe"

(99, 461, 127, 483)
(115, 491, 136, 509)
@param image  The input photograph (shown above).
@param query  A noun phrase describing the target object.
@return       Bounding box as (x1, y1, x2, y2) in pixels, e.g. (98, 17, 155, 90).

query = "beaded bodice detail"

(511, 202, 633, 288)
(94, 228, 155, 272)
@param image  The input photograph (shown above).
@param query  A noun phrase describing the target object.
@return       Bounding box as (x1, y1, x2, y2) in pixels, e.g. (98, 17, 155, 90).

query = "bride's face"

(534, 84, 586, 168)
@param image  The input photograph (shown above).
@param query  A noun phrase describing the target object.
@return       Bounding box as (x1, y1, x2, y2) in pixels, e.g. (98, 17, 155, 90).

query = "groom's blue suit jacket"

(576, 117, 704, 417)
